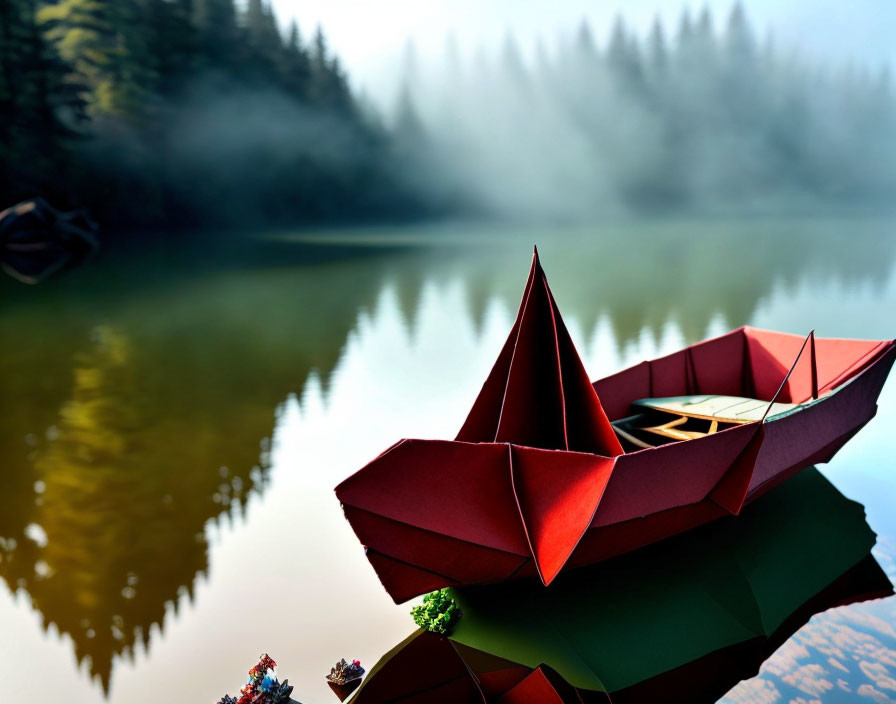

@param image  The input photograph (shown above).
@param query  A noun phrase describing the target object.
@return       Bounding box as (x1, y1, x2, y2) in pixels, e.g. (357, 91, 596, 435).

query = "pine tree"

(245, 0, 280, 48)
(1, 0, 86, 195)
(245, 0, 266, 40)
(607, 15, 644, 90)
(394, 80, 424, 138)
(726, 2, 755, 64)
(0, 0, 24, 149)
(280, 20, 311, 101)
(677, 9, 694, 52)
(192, 0, 239, 73)
(607, 15, 628, 73)
(575, 20, 597, 63)
(696, 7, 715, 49)
(722, 2, 760, 131)
(243, 0, 282, 78)
(309, 26, 352, 114)
(138, 0, 197, 99)
(648, 17, 667, 75)
(37, 0, 147, 118)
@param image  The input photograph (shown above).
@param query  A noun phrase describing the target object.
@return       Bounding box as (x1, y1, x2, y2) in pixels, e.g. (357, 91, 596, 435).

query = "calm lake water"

(1, 218, 895, 703)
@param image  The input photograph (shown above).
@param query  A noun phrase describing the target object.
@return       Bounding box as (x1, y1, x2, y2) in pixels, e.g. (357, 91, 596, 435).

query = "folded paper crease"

(335, 248, 896, 602)
(457, 247, 623, 457)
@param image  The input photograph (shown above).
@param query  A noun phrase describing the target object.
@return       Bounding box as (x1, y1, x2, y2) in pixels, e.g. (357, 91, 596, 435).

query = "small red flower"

(256, 654, 277, 672)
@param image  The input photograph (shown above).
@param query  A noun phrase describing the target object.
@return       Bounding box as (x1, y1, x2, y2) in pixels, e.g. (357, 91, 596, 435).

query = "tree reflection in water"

(0, 326, 270, 692)
(0, 218, 893, 696)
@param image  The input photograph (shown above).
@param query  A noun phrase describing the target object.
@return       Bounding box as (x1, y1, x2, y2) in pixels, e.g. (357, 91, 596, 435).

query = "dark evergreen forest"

(1, 1, 894, 233)
(399, 5, 896, 219)
(0, 0, 431, 231)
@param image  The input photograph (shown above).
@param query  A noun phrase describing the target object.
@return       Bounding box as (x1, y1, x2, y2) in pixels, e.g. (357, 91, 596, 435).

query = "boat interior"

(596, 327, 891, 453)
(610, 394, 801, 451)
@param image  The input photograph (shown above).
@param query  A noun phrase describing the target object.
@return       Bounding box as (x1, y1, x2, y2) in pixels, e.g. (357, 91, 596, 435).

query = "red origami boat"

(336, 248, 896, 603)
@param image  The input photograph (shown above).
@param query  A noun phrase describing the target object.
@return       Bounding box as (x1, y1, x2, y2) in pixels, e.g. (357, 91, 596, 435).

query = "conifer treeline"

(3, 2, 894, 231)
(404, 4, 896, 218)
(0, 0, 424, 230)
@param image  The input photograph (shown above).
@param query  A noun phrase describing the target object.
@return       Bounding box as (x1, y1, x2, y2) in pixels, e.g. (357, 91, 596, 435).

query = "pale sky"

(269, 0, 896, 95)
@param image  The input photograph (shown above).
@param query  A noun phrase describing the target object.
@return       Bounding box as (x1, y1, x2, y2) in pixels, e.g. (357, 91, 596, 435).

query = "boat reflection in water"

(0, 198, 99, 284)
(0, 219, 894, 700)
(349, 468, 893, 703)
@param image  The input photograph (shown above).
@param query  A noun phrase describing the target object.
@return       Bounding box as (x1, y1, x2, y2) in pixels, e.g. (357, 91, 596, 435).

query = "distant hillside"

(0, 0, 435, 232)
(394, 3, 896, 219)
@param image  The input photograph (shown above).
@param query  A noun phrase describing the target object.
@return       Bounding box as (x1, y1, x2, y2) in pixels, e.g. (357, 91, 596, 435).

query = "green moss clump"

(410, 588, 462, 635)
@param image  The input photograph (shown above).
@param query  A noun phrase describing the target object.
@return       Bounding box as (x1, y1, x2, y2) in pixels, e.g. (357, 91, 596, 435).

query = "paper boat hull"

(336, 328, 896, 603)
(328, 678, 363, 701)
(348, 468, 894, 703)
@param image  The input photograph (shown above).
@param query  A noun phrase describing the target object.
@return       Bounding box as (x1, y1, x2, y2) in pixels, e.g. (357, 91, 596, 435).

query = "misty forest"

(2, 0, 895, 232)
(4, 3, 896, 700)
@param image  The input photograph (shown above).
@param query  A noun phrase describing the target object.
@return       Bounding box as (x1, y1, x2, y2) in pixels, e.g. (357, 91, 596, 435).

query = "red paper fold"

(457, 247, 623, 457)
(335, 249, 896, 603)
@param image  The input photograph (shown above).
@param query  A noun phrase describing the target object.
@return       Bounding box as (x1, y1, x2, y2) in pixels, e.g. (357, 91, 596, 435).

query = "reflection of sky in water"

(0, 224, 895, 702)
(723, 602, 896, 703)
